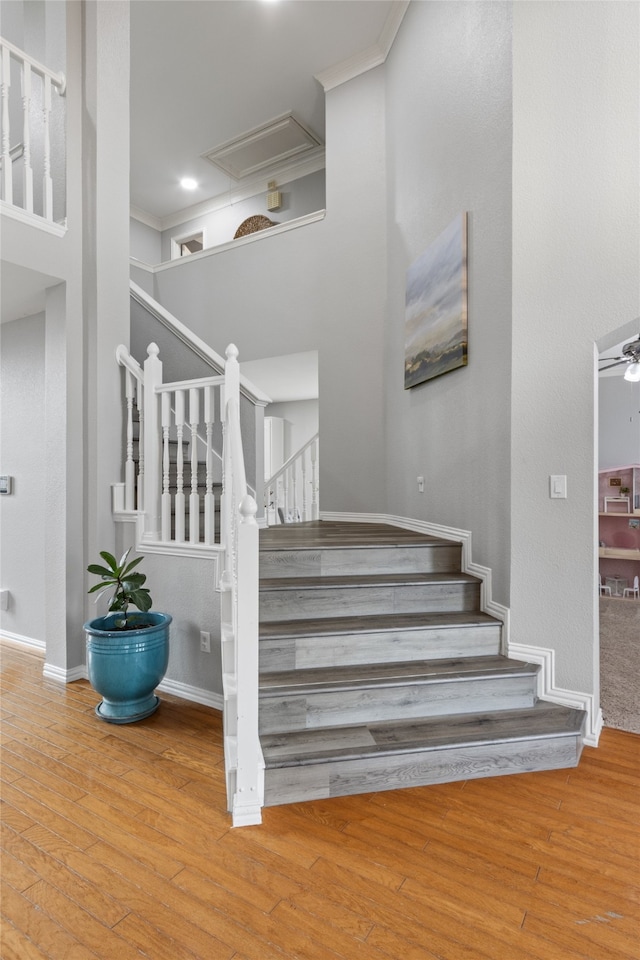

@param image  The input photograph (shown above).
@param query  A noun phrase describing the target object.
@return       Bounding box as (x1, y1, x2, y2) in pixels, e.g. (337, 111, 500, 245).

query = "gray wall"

(511, 1, 640, 695)
(599, 377, 640, 471)
(383, 1, 513, 605)
(130, 217, 162, 266)
(150, 68, 388, 516)
(266, 399, 319, 460)
(0, 315, 47, 642)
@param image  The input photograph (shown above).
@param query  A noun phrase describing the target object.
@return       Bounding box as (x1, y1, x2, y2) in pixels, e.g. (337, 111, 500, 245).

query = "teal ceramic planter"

(84, 612, 171, 723)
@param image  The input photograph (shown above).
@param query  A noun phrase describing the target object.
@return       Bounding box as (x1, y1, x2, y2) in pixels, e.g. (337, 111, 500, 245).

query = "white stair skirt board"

(320, 511, 601, 748)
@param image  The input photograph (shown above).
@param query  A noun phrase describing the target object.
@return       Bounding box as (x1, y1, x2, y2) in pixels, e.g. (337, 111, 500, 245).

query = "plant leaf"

(121, 555, 144, 577)
(118, 547, 132, 569)
(87, 564, 114, 578)
(88, 581, 115, 595)
(99, 551, 119, 573)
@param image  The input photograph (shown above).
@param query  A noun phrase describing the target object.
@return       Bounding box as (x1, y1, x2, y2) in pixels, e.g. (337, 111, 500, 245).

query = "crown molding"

(130, 204, 163, 232)
(315, 0, 410, 92)
(130, 151, 325, 234)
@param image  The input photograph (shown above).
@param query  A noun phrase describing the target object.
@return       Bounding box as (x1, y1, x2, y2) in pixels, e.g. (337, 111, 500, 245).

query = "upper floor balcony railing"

(0, 37, 66, 228)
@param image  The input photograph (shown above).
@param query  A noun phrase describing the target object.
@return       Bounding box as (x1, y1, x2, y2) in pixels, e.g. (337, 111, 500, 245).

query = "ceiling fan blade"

(598, 355, 623, 363)
(599, 359, 628, 371)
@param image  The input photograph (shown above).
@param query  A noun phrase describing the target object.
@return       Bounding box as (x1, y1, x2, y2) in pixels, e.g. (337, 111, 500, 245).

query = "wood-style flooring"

(2, 639, 639, 960)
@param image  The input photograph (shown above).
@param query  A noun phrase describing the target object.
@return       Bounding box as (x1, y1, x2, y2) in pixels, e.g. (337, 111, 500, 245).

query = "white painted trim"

(509, 642, 603, 747)
(315, 1, 409, 91)
(149, 210, 326, 274)
(129, 257, 156, 274)
(157, 676, 223, 711)
(320, 511, 600, 745)
(0, 200, 66, 236)
(43, 661, 87, 683)
(130, 204, 163, 231)
(170, 228, 206, 262)
(0, 630, 45, 653)
(138, 538, 223, 569)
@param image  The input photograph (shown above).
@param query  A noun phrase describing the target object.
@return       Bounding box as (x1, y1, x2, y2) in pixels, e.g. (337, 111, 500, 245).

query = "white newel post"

(143, 343, 162, 541)
(233, 494, 263, 826)
(124, 369, 136, 510)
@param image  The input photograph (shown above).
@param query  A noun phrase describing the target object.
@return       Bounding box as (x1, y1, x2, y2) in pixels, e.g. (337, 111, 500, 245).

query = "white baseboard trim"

(508, 642, 603, 747)
(157, 677, 223, 711)
(43, 661, 87, 683)
(0, 630, 46, 654)
(320, 511, 601, 746)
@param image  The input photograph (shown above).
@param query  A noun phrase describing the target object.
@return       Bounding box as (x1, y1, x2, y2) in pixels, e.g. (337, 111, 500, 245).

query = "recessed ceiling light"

(180, 177, 198, 190)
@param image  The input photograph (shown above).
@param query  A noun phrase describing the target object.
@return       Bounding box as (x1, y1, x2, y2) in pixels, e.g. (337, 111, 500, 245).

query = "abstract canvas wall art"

(404, 213, 468, 388)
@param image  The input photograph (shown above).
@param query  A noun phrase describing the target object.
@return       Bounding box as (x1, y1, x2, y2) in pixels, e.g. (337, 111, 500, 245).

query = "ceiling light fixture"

(624, 361, 640, 382)
(180, 177, 198, 190)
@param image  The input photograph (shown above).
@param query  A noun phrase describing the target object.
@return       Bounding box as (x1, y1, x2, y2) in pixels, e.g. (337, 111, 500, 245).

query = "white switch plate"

(550, 475, 567, 499)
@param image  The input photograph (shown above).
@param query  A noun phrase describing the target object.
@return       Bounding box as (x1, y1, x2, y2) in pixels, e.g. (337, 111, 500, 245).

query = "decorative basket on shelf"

(234, 215, 277, 239)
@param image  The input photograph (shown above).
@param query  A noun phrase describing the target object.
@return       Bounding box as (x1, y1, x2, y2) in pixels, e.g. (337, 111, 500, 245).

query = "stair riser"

(259, 624, 502, 673)
(259, 675, 537, 735)
(259, 544, 462, 579)
(259, 582, 481, 622)
(263, 735, 582, 806)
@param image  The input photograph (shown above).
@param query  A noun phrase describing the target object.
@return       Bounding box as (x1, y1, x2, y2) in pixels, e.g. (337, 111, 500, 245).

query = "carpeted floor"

(599, 596, 640, 734)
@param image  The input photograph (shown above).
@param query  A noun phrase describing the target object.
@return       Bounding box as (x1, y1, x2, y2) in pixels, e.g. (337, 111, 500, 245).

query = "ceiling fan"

(599, 335, 640, 382)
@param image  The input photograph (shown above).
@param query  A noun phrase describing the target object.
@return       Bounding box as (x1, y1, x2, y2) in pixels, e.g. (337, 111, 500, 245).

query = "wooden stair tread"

(261, 701, 585, 767)
(259, 655, 537, 695)
(260, 571, 480, 590)
(260, 521, 453, 549)
(259, 610, 498, 640)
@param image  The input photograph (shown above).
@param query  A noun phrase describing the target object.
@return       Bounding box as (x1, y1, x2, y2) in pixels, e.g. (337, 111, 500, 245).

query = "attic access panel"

(202, 113, 323, 181)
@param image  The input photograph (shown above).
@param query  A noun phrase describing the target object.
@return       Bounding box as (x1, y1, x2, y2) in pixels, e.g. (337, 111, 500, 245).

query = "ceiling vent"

(202, 112, 323, 181)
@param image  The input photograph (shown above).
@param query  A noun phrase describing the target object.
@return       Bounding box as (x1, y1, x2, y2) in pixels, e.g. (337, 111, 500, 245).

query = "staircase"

(258, 521, 585, 807)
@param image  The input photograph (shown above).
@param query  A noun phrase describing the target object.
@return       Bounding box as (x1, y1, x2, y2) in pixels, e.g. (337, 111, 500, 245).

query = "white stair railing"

(116, 342, 225, 546)
(116, 340, 264, 824)
(0, 37, 66, 223)
(265, 432, 319, 524)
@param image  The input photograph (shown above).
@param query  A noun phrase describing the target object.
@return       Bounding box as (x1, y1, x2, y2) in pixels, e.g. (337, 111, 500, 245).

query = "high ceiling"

(130, 0, 397, 223)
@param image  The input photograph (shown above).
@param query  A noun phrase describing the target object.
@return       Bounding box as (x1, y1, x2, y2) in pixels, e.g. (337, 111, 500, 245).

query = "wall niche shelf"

(598, 465, 640, 589)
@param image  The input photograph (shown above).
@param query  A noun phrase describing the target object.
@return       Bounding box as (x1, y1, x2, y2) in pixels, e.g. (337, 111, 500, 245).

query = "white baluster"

(189, 387, 200, 543)
(21, 61, 33, 213)
(291, 462, 299, 522)
(137, 382, 144, 511)
(174, 389, 185, 542)
(161, 392, 171, 541)
(283, 471, 289, 524)
(301, 451, 308, 522)
(311, 438, 318, 520)
(42, 74, 52, 220)
(204, 384, 216, 545)
(1, 45, 12, 204)
(124, 369, 135, 510)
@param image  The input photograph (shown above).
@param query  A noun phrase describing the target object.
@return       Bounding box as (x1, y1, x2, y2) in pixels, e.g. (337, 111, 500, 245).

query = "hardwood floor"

(2, 639, 639, 960)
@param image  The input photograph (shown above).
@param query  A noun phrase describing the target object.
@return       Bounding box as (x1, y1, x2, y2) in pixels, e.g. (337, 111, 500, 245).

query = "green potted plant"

(84, 548, 171, 723)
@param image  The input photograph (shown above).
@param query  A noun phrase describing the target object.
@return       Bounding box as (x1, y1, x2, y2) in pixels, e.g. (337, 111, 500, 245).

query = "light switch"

(550, 475, 567, 499)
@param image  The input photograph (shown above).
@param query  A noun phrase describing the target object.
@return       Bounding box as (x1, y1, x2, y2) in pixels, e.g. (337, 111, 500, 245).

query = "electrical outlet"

(417, 476, 425, 493)
(200, 631, 211, 653)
